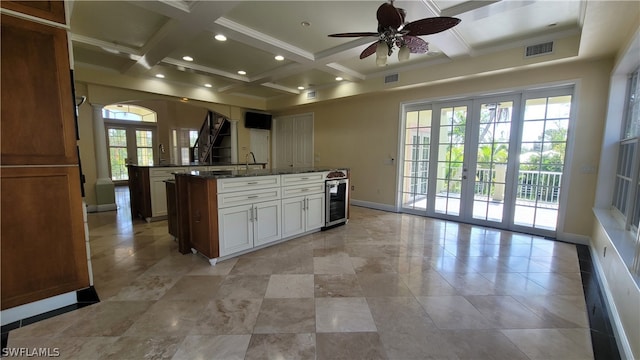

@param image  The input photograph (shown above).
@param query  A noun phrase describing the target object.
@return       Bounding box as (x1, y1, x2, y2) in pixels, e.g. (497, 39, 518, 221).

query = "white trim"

(350, 200, 398, 213)
(1, 291, 76, 326)
(86, 203, 117, 213)
(555, 231, 590, 245)
(589, 244, 635, 360)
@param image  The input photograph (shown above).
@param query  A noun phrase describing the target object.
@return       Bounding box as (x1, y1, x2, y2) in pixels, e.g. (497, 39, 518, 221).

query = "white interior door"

(273, 114, 313, 168)
(250, 129, 270, 167)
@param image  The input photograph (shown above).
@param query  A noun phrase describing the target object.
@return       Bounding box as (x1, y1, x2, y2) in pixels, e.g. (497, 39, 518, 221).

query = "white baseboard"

(588, 245, 635, 360)
(85, 203, 117, 213)
(1, 291, 76, 326)
(556, 231, 590, 245)
(350, 199, 398, 213)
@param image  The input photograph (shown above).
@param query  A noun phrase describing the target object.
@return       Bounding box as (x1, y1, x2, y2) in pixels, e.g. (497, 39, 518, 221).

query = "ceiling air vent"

(525, 41, 554, 58)
(384, 73, 399, 84)
(306, 90, 316, 100)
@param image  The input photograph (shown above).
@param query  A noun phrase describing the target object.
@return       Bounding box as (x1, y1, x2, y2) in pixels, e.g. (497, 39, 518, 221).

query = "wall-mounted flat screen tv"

(245, 111, 272, 130)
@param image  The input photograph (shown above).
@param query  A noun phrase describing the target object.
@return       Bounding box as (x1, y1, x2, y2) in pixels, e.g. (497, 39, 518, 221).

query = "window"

(102, 104, 157, 122)
(171, 128, 199, 165)
(613, 68, 640, 234)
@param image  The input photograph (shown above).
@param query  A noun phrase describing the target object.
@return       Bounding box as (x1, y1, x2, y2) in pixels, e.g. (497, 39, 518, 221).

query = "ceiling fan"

(328, 0, 461, 66)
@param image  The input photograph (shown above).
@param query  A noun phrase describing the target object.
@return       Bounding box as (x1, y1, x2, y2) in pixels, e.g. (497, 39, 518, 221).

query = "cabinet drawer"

(189, 166, 209, 172)
(281, 172, 326, 186)
(282, 183, 325, 198)
(217, 188, 281, 208)
(217, 175, 280, 193)
(208, 165, 237, 171)
(150, 167, 187, 178)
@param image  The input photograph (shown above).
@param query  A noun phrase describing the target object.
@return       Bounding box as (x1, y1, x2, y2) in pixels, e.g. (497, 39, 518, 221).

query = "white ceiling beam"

(261, 82, 300, 95)
(121, 1, 240, 76)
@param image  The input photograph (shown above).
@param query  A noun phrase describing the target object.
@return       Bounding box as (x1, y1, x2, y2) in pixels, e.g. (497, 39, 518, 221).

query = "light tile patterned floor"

(7, 196, 594, 359)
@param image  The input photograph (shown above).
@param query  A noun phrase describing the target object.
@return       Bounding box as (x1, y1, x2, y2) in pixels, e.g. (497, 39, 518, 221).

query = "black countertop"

(176, 167, 349, 179)
(128, 163, 267, 168)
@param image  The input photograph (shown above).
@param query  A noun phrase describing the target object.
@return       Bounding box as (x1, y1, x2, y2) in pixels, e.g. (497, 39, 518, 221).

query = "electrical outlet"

(351, 185, 355, 191)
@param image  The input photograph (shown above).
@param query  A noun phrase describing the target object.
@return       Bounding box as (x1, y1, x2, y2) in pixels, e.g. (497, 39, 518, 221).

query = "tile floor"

(6, 191, 596, 359)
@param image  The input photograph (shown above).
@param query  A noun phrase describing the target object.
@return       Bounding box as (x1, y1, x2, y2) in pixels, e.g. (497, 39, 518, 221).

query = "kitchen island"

(174, 168, 348, 265)
(128, 163, 265, 222)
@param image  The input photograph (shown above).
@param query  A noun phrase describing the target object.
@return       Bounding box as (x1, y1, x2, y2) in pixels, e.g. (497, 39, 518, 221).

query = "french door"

(106, 124, 156, 181)
(400, 87, 573, 236)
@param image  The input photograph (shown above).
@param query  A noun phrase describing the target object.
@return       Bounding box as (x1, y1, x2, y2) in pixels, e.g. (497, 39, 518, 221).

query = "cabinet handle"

(249, 207, 254, 222)
(248, 195, 259, 199)
(194, 210, 201, 223)
(247, 181, 258, 185)
(301, 177, 309, 180)
(254, 207, 258, 221)
(301, 188, 309, 192)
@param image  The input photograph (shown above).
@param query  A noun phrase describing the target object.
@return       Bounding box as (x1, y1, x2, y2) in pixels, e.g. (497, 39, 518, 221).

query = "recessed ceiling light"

(204, 83, 212, 88)
(214, 34, 227, 41)
(155, 74, 165, 78)
(237, 70, 246, 75)
(274, 55, 285, 61)
(335, 77, 343, 81)
(301, 21, 311, 27)
(182, 56, 194, 62)
(181, 97, 189, 102)
(298, 86, 305, 90)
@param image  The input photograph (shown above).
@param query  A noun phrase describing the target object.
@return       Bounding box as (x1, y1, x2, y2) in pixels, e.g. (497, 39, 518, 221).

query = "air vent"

(525, 41, 554, 58)
(306, 90, 316, 100)
(384, 73, 399, 84)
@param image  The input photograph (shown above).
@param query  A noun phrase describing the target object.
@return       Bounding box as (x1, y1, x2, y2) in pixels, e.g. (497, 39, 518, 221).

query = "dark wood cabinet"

(127, 165, 151, 220)
(186, 177, 220, 259)
(166, 180, 177, 239)
(1, 167, 89, 309)
(0, 9, 89, 310)
(1, 14, 77, 166)
(1, 1, 66, 24)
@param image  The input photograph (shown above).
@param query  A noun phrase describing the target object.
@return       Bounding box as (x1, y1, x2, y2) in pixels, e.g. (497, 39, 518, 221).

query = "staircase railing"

(190, 111, 230, 164)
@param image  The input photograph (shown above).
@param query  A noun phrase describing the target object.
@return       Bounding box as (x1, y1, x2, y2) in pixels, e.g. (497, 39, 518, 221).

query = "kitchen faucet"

(245, 152, 256, 170)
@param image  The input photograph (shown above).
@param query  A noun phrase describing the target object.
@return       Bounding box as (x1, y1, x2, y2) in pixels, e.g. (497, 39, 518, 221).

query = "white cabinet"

(282, 193, 324, 237)
(281, 172, 326, 238)
(218, 200, 282, 256)
(149, 167, 186, 218)
(218, 204, 253, 256)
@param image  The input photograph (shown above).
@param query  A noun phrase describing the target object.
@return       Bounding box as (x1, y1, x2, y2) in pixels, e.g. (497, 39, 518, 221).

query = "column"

(92, 104, 116, 211)
(230, 119, 238, 163)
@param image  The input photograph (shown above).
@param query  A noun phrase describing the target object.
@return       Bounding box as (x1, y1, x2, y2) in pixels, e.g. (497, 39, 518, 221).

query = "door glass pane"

(472, 102, 513, 222)
(136, 130, 154, 166)
(435, 106, 467, 216)
(516, 95, 571, 230)
(401, 110, 432, 210)
(107, 128, 128, 181)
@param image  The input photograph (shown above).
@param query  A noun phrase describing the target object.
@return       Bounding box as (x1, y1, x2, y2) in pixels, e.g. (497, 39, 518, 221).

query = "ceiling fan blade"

(328, 32, 379, 38)
(377, 3, 403, 29)
(359, 42, 378, 59)
(404, 17, 461, 36)
(403, 36, 429, 53)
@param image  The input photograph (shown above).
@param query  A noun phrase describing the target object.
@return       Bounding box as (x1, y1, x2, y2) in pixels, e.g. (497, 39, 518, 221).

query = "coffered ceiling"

(68, 1, 639, 107)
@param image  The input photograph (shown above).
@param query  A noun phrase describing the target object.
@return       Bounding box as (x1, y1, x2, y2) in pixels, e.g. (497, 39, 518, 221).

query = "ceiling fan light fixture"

(398, 45, 410, 62)
(375, 41, 389, 59)
(376, 57, 387, 67)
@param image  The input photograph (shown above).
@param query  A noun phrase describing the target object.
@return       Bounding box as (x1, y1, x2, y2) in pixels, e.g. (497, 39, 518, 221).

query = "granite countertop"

(176, 167, 348, 179)
(128, 162, 267, 168)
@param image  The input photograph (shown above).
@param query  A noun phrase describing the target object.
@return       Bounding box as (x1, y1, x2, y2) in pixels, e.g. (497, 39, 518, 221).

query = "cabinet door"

(254, 200, 282, 247)
(150, 177, 168, 217)
(1, 1, 66, 24)
(218, 204, 253, 257)
(1, 166, 89, 309)
(305, 193, 326, 231)
(282, 196, 305, 238)
(1, 14, 77, 165)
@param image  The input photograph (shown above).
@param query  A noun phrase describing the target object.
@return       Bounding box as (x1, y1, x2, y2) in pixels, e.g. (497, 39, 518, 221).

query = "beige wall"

(77, 83, 258, 207)
(275, 57, 614, 239)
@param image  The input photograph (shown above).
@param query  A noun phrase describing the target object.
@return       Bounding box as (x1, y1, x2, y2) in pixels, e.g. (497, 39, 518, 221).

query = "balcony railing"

(474, 168, 561, 204)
